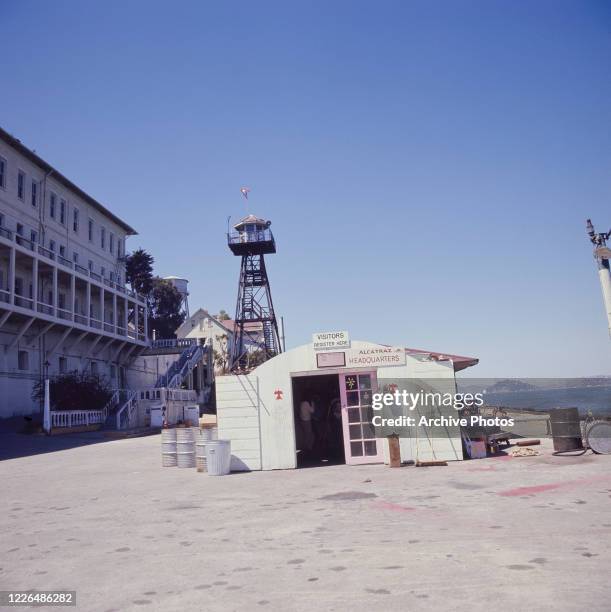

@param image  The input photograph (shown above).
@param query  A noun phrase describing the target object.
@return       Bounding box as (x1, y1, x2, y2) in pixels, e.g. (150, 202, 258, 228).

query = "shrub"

(32, 371, 113, 411)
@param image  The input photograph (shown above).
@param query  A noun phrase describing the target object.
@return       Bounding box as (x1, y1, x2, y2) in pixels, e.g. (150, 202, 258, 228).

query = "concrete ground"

(1, 434, 610, 612)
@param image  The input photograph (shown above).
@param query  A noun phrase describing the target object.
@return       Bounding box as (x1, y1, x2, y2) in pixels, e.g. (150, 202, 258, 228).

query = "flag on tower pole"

(240, 187, 250, 199)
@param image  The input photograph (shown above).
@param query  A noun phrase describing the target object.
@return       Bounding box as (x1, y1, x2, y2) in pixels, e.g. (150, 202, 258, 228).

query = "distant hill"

(485, 379, 537, 393)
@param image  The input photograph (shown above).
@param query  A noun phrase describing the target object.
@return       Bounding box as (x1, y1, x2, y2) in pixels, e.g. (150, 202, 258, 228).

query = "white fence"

(50, 410, 105, 428)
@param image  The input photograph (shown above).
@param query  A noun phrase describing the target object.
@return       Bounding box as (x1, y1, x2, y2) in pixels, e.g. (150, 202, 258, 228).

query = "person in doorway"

(299, 395, 315, 454)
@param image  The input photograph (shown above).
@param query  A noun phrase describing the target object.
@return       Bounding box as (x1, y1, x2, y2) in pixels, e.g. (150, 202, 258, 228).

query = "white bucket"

(205, 440, 231, 476)
(161, 428, 177, 467)
(176, 428, 195, 468)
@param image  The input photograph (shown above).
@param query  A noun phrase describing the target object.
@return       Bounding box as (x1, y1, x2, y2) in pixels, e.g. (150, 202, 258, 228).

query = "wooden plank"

(516, 439, 540, 446)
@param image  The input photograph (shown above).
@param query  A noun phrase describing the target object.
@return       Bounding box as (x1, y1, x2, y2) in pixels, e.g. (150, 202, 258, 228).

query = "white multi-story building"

(0, 126, 149, 417)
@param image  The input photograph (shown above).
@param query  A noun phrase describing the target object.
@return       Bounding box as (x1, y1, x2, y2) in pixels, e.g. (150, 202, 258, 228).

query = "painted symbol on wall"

(274, 389, 283, 400)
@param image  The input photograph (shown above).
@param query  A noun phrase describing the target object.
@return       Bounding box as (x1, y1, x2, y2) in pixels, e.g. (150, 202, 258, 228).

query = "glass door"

(339, 372, 384, 465)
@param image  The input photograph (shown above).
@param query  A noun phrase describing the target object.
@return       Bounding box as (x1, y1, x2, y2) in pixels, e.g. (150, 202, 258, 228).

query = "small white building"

(215, 337, 478, 471)
(176, 308, 264, 371)
(176, 308, 234, 353)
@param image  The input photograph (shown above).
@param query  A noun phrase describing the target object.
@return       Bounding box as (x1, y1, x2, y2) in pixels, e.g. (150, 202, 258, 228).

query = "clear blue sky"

(2, 0, 610, 377)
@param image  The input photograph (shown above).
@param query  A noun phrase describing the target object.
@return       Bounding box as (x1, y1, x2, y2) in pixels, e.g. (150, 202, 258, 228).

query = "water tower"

(163, 276, 190, 318)
(227, 213, 282, 370)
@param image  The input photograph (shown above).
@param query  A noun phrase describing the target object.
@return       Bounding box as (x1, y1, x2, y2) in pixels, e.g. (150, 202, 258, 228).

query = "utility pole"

(586, 219, 611, 337)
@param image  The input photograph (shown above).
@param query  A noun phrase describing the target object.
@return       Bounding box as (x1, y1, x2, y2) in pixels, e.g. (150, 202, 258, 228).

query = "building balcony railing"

(57, 307, 72, 321)
(74, 313, 88, 325)
(151, 338, 197, 349)
(227, 229, 274, 244)
(37, 244, 56, 261)
(15, 235, 35, 251)
(14, 295, 34, 309)
(37, 302, 54, 315)
(0, 292, 148, 347)
(0, 229, 145, 304)
(57, 255, 73, 269)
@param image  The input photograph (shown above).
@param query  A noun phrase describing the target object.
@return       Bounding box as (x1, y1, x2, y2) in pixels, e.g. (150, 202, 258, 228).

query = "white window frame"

(73, 207, 79, 233)
(0, 156, 6, 190)
(49, 192, 56, 219)
(17, 169, 25, 201)
(31, 179, 37, 207)
(101, 227, 106, 249)
(59, 198, 66, 225)
(88, 218, 94, 242)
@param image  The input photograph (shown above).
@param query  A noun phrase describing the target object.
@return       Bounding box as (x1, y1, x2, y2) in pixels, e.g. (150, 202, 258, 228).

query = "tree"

(217, 309, 231, 321)
(149, 277, 186, 339)
(125, 248, 154, 297)
(32, 371, 112, 411)
(213, 334, 230, 374)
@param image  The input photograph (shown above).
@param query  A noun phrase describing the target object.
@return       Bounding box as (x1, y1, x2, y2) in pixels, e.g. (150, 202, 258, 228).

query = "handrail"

(167, 344, 203, 389)
(115, 390, 138, 430)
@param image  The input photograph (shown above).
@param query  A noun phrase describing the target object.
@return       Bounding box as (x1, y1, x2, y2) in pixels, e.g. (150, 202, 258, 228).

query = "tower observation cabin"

(227, 215, 276, 256)
(227, 214, 282, 371)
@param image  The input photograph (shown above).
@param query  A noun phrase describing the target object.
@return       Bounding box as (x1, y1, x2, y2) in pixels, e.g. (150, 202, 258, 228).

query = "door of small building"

(339, 371, 384, 465)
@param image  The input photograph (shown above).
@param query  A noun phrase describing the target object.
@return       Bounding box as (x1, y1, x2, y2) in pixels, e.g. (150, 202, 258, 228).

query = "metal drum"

(176, 427, 195, 468)
(195, 440, 208, 472)
(161, 428, 177, 467)
(201, 426, 217, 442)
(550, 407, 583, 452)
(586, 421, 611, 454)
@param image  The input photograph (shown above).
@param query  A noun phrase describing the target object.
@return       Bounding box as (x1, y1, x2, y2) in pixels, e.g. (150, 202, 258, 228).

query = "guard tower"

(228, 214, 282, 370)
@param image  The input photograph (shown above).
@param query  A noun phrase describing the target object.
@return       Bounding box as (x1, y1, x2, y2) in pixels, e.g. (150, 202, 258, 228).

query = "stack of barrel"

(161, 425, 219, 471)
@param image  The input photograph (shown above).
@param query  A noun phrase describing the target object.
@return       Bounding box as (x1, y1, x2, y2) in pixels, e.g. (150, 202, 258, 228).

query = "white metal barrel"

(176, 427, 195, 468)
(161, 428, 177, 467)
(195, 440, 208, 472)
(205, 440, 231, 476)
(201, 426, 217, 442)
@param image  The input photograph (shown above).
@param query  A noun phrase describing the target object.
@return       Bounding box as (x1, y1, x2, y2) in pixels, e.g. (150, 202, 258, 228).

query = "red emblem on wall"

(274, 389, 283, 400)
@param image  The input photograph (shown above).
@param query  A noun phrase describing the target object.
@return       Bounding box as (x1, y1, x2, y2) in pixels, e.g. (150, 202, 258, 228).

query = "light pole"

(586, 219, 611, 337)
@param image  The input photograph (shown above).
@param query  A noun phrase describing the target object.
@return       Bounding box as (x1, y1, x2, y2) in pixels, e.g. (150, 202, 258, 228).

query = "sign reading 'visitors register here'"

(312, 331, 350, 351)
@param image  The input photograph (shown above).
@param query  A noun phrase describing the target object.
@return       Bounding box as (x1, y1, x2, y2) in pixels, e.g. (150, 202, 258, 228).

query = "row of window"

(0, 213, 122, 284)
(0, 156, 123, 257)
(17, 350, 118, 377)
